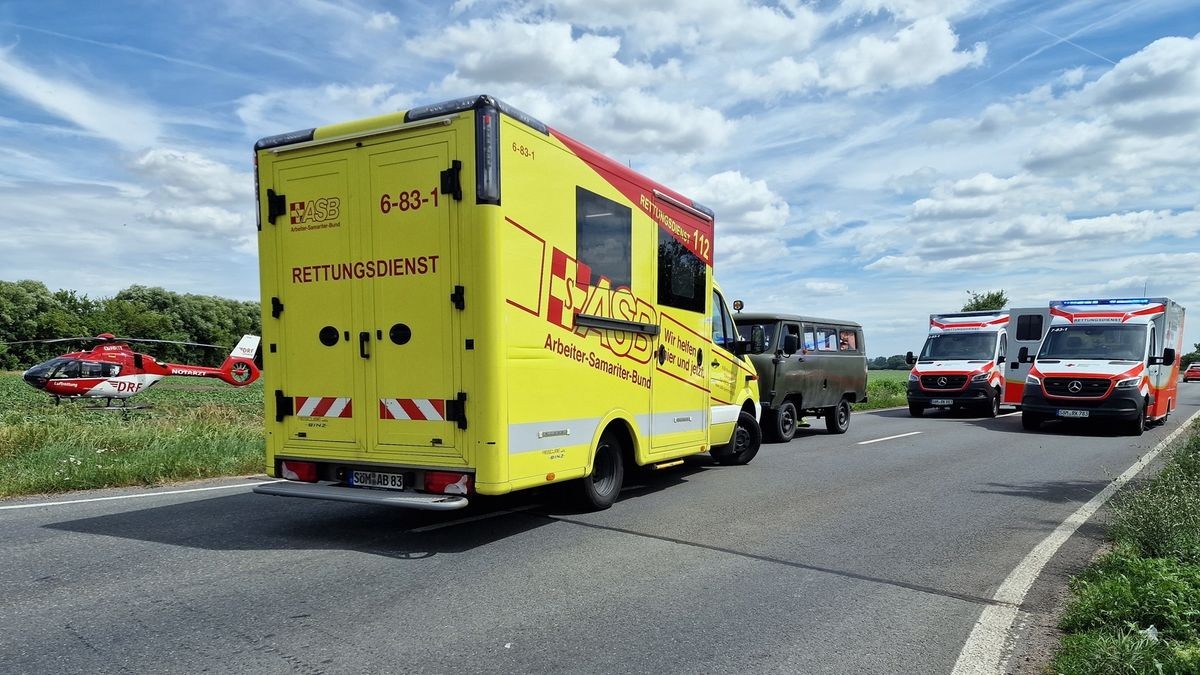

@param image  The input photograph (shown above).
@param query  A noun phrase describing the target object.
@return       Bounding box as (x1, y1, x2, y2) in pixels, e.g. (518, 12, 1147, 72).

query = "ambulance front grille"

(1043, 377, 1111, 398)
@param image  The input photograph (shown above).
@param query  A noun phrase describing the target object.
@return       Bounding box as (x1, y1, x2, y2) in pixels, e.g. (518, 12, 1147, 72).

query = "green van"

(733, 312, 868, 442)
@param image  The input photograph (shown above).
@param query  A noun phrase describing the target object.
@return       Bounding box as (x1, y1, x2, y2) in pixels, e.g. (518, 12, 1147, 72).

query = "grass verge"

(855, 370, 909, 411)
(1051, 424, 1200, 674)
(0, 373, 263, 498)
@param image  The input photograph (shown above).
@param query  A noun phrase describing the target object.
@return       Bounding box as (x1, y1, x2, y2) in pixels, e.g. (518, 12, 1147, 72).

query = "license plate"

(1057, 409, 1089, 419)
(931, 399, 953, 406)
(349, 470, 405, 490)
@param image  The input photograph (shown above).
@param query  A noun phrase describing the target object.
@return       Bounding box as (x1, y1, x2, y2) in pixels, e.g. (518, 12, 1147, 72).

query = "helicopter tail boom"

(167, 335, 261, 387)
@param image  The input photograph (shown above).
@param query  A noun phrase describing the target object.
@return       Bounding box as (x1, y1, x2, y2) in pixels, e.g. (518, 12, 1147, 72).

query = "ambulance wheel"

(984, 390, 1000, 418)
(772, 401, 799, 442)
(1021, 412, 1042, 430)
(579, 431, 625, 510)
(715, 412, 762, 465)
(908, 404, 924, 418)
(1126, 402, 1148, 437)
(825, 400, 851, 434)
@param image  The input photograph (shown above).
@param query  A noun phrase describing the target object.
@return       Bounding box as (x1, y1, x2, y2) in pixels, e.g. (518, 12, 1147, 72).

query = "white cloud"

(133, 149, 248, 203)
(237, 84, 413, 138)
(822, 17, 986, 94)
(416, 18, 664, 89)
(366, 12, 399, 31)
(0, 48, 161, 149)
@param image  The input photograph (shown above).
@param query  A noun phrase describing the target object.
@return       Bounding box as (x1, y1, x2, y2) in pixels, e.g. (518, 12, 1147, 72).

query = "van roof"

(733, 312, 862, 328)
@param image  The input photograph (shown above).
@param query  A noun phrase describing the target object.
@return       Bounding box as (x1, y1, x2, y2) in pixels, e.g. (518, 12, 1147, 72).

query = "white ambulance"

(905, 307, 1050, 417)
(1019, 298, 1185, 435)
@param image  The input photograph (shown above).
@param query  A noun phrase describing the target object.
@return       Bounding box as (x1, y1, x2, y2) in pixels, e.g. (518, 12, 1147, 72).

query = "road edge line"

(950, 407, 1200, 674)
(0, 480, 279, 510)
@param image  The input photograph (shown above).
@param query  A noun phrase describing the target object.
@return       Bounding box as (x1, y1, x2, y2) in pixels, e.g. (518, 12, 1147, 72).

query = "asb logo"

(290, 197, 341, 224)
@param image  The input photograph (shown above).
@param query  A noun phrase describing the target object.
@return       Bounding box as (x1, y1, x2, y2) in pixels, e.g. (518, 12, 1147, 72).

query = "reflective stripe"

(295, 396, 353, 418)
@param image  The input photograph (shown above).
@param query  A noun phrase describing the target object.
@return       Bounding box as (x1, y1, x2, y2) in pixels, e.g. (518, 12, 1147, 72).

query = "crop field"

(0, 372, 264, 498)
(858, 369, 908, 410)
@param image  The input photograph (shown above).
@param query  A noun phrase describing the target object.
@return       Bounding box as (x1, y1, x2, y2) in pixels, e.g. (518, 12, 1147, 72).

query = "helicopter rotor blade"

(119, 338, 228, 349)
(0, 337, 95, 346)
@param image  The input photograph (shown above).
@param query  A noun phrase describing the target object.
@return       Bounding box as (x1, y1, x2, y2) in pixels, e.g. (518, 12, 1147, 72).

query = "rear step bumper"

(254, 481, 470, 510)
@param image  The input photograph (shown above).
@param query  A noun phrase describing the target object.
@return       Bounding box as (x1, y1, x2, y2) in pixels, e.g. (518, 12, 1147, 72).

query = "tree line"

(0, 280, 260, 370)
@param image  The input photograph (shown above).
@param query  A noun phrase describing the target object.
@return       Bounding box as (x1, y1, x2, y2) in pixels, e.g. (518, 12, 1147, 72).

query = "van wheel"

(1126, 402, 1148, 437)
(714, 411, 762, 465)
(773, 401, 799, 442)
(577, 431, 624, 510)
(984, 390, 1000, 418)
(908, 404, 924, 418)
(826, 400, 851, 434)
(1021, 412, 1042, 430)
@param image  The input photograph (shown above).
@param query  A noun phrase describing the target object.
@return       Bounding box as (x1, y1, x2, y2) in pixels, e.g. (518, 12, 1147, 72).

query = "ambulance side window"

(576, 187, 632, 288)
(998, 334, 1007, 361)
(1016, 315, 1043, 341)
(657, 229, 706, 313)
(711, 290, 735, 352)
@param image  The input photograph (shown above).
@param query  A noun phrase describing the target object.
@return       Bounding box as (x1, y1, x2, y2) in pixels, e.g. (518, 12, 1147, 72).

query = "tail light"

(281, 460, 318, 482)
(424, 471, 473, 495)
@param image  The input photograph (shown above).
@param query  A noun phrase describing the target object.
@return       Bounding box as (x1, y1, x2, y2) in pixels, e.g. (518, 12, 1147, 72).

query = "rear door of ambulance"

(362, 132, 468, 467)
(266, 147, 364, 455)
(1005, 308, 1051, 404)
(263, 122, 467, 466)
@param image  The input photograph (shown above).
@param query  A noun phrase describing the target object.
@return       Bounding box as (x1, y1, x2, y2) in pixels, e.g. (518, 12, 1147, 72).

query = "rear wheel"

(714, 411, 762, 465)
(1021, 412, 1042, 430)
(826, 399, 851, 434)
(577, 430, 625, 510)
(908, 403, 924, 418)
(772, 401, 799, 442)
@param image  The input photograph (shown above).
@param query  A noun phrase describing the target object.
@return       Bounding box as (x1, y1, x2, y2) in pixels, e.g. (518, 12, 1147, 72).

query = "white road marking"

(407, 503, 543, 533)
(997, 411, 1021, 418)
(0, 481, 278, 511)
(951, 408, 1200, 675)
(857, 431, 923, 445)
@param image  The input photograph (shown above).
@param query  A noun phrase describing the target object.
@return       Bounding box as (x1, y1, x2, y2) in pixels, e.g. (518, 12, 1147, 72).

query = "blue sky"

(1, 0, 1198, 357)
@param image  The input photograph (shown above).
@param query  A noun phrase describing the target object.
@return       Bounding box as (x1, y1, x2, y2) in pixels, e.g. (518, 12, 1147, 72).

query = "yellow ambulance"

(252, 94, 761, 511)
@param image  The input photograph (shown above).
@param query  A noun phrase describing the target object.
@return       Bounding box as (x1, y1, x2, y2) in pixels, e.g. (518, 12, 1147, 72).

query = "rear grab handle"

(359, 331, 370, 359)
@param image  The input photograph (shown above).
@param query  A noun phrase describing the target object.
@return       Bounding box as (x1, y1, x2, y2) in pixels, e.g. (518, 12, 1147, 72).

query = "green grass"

(1052, 427, 1200, 674)
(855, 370, 909, 411)
(0, 372, 264, 498)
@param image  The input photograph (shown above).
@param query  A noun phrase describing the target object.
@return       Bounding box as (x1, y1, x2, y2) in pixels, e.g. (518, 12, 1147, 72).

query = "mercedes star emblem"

(937, 376, 948, 386)
(1068, 380, 1083, 393)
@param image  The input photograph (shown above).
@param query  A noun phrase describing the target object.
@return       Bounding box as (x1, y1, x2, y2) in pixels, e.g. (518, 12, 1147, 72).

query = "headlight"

(971, 372, 990, 382)
(908, 372, 918, 382)
(1025, 374, 1041, 386)
(1116, 377, 1140, 389)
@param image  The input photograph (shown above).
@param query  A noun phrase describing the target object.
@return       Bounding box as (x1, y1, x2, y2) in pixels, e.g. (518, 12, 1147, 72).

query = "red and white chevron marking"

(380, 398, 446, 421)
(295, 396, 353, 418)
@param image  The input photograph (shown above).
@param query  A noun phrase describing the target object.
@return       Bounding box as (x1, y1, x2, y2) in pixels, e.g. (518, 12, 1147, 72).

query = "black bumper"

(1021, 387, 1142, 420)
(907, 381, 992, 407)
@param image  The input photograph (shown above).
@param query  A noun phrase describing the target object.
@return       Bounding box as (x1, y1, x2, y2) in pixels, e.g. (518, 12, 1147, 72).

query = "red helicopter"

(7, 334, 261, 407)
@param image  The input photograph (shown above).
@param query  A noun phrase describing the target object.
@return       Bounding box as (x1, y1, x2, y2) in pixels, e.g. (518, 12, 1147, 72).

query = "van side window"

(803, 327, 817, 351)
(999, 333, 1007, 361)
(1016, 315, 1043, 341)
(657, 229, 706, 313)
(576, 187, 631, 288)
(816, 326, 838, 351)
(838, 329, 858, 352)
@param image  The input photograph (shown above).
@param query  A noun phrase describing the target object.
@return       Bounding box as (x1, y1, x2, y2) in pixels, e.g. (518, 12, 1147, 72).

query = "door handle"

(711, 360, 720, 368)
(359, 331, 370, 359)
(657, 345, 666, 366)
(697, 348, 703, 367)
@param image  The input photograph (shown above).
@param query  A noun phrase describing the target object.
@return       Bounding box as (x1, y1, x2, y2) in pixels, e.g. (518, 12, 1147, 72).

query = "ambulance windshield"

(1037, 325, 1145, 361)
(919, 332, 995, 361)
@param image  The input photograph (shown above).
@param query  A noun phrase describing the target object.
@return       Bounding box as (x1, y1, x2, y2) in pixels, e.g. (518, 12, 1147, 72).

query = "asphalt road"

(3, 387, 1199, 675)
